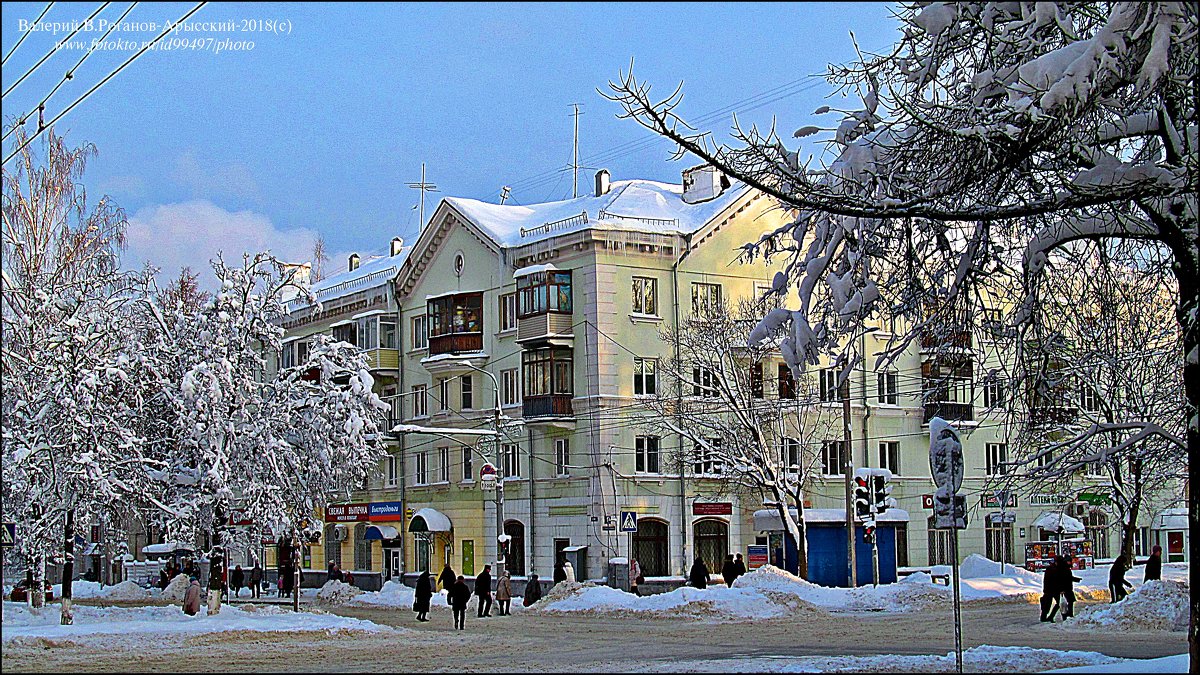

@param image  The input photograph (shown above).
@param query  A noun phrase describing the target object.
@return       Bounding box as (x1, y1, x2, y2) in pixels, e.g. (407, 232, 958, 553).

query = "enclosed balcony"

(522, 347, 573, 421)
(922, 356, 974, 424)
(516, 267, 573, 345)
(427, 291, 484, 356)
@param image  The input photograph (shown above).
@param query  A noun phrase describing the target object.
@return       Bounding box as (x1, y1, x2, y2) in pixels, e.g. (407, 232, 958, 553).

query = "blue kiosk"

(752, 507, 909, 587)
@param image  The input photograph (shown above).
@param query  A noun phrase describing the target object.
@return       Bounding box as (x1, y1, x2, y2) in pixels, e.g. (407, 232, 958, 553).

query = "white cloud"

(124, 200, 317, 285)
(172, 150, 263, 203)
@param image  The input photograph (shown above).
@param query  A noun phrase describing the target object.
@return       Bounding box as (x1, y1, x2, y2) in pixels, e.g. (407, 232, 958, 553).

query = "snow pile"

(1, 602, 393, 643)
(661, 645, 1121, 673)
(315, 580, 363, 606)
(98, 580, 150, 601)
(959, 553, 1038, 582)
(161, 574, 192, 603)
(1046, 653, 1188, 673)
(1069, 580, 1188, 631)
(350, 580, 451, 609)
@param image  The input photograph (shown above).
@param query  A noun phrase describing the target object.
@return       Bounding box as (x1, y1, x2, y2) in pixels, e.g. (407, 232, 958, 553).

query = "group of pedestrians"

(1041, 544, 1165, 622)
(688, 553, 747, 589)
(415, 563, 544, 630)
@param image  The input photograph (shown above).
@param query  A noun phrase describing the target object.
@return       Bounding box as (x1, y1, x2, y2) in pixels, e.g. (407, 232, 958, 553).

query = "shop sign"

(325, 503, 370, 522)
(980, 492, 1018, 509)
(1077, 492, 1111, 506)
(692, 502, 732, 516)
(921, 494, 934, 509)
(747, 545, 768, 569)
(369, 501, 404, 522)
(1028, 494, 1071, 507)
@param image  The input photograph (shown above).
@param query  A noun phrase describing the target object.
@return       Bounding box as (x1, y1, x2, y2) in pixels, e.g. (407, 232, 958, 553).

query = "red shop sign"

(692, 502, 733, 516)
(324, 503, 370, 523)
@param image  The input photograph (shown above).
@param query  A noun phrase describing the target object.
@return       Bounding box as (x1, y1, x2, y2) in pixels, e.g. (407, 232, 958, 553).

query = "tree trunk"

(61, 509, 75, 625)
(207, 508, 226, 615)
(1174, 263, 1198, 674)
(30, 555, 45, 609)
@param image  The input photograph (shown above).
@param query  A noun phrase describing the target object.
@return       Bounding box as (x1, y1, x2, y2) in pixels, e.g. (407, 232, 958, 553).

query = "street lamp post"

(455, 362, 507, 580)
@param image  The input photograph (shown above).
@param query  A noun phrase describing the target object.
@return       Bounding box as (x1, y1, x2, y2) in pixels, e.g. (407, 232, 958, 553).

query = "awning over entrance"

(753, 508, 910, 531)
(1152, 508, 1187, 530)
(1033, 511, 1085, 533)
(364, 525, 400, 541)
(409, 508, 453, 533)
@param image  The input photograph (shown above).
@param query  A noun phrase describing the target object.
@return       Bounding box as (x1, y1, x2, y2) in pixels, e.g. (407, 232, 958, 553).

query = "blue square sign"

(619, 511, 638, 532)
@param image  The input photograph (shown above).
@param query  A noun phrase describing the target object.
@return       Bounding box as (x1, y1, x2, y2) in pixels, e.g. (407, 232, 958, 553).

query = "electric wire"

(1, 1, 54, 67)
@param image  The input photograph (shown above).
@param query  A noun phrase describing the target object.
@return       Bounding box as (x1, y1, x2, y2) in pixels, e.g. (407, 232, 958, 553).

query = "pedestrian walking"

(553, 558, 567, 585)
(1144, 545, 1163, 582)
(629, 558, 643, 596)
(230, 564, 245, 598)
(1109, 555, 1135, 603)
(476, 564, 494, 617)
(438, 563, 457, 592)
(327, 560, 341, 583)
(1054, 555, 1082, 619)
(1039, 557, 1060, 622)
(522, 574, 543, 607)
(183, 578, 202, 616)
(733, 553, 747, 581)
(496, 570, 513, 616)
(689, 557, 709, 589)
(721, 554, 737, 587)
(413, 570, 432, 622)
(249, 562, 263, 599)
(449, 575, 471, 630)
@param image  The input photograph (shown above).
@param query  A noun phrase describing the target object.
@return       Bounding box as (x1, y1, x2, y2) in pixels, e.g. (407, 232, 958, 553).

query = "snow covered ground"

(345, 579, 528, 613)
(658, 645, 1125, 673)
(1045, 653, 1188, 673)
(1, 601, 394, 645)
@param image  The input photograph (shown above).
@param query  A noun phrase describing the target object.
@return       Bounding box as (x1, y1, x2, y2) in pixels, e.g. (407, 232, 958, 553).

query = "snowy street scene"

(1, 2, 1196, 673)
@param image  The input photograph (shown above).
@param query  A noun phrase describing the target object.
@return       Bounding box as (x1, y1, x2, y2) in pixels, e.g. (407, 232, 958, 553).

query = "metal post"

(459, 363, 507, 580)
(951, 524, 964, 674)
(842, 378, 856, 587)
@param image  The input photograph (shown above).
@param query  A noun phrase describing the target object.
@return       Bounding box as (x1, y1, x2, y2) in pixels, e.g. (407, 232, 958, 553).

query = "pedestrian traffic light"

(872, 475, 891, 514)
(854, 476, 872, 522)
(864, 523, 876, 544)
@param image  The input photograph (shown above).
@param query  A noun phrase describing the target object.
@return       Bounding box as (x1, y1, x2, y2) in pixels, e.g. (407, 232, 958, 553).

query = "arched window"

(324, 524, 342, 568)
(1085, 509, 1109, 559)
(504, 520, 526, 576)
(354, 523, 372, 571)
(633, 518, 670, 577)
(693, 519, 728, 579)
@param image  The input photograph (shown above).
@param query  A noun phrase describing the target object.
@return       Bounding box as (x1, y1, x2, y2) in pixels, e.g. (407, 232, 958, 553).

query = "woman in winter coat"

(721, 554, 737, 587)
(1109, 555, 1135, 603)
(230, 565, 245, 598)
(183, 579, 203, 616)
(1054, 555, 1083, 619)
(553, 559, 567, 585)
(449, 575, 472, 630)
(495, 571, 513, 616)
(438, 563, 457, 593)
(1144, 545, 1163, 582)
(413, 571, 433, 622)
(522, 574, 543, 607)
(249, 563, 263, 599)
(689, 557, 709, 589)
(629, 559, 643, 596)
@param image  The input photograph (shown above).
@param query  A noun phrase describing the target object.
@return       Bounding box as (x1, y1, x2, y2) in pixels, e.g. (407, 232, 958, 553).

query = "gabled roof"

(444, 179, 750, 248)
(288, 244, 413, 312)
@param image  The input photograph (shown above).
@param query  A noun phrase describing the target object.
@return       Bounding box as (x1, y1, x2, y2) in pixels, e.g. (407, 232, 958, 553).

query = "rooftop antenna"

(406, 162, 439, 231)
(499, 185, 511, 205)
(570, 103, 584, 198)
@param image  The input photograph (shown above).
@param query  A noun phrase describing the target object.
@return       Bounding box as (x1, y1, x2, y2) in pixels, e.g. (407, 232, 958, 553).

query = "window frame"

(438, 446, 450, 483)
(411, 315, 428, 351)
(461, 375, 474, 410)
(781, 437, 800, 474)
(462, 447, 474, 482)
(879, 440, 900, 475)
(412, 384, 428, 418)
(820, 440, 846, 476)
(634, 357, 658, 397)
(501, 368, 520, 407)
(876, 370, 898, 405)
(636, 435, 661, 474)
(501, 443, 521, 478)
(499, 292, 518, 333)
(517, 270, 573, 319)
(554, 438, 570, 477)
(778, 363, 797, 400)
(415, 452, 428, 486)
(692, 438, 724, 476)
(632, 276, 659, 316)
(986, 442, 1008, 476)
(819, 368, 840, 403)
(690, 282, 722, 317)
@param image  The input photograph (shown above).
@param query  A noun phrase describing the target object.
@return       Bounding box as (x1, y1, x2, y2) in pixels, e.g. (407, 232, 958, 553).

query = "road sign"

(1, 522, 14, 548)
(619, 511, 638, 533)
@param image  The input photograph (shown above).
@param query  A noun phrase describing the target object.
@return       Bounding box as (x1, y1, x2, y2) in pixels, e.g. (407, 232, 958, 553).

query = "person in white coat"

(629, 559, 643, 596)
(563, 560, 576, 583)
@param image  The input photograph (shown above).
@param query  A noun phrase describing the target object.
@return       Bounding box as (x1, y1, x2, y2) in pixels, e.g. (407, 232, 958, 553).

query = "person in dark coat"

(689, 557, 709, 589)
(721, 554, 737, 587)
(475, 564, 494, 617)
(449, 575, 471, 630)
(1144, 545, 1163, 582)
(230, 565, 245, 598)
(1054, 555, 1082, 619)
(733, 553, 747, 581)
(413, 571, 433, 622)
(327, 561, 341, 582)
(1040, 558, 1061, 622)
(437, 563, 456, 592)
(249, 563, 263, 599)
(553, 559, 567, 585)
(1109, 555, 1135, 603)
(522, 574, 543, 607)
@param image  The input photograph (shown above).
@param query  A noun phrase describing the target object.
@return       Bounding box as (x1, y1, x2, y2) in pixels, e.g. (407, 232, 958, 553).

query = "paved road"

(2, 597, 1185, 672)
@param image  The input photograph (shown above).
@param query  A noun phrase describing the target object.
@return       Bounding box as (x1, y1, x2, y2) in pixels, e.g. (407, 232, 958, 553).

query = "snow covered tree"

(1, 128, 142, 622)
(607, 2, 1197, 661)
(637, 298, 834, 579)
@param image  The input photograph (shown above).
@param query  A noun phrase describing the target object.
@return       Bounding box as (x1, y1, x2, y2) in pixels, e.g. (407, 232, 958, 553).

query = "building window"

(555, 439, 570, 476)
(412, 384, 428, 418)
(632, 276, 658, 316)
(439, 446, 450, 483)
(356, 316, 380, 351)
(693, 438, 724, 475)
(927, 516, 953, 565)
(501, 368, 520, 406)
(502, 443, 521, 478)
(354, 523, 372, 571)
(634, 357, 657, 396)
(1085, 509, 1109, 559)
(438, 378, 449, 411)
(691, 282, 722, 316)
(518, 270, 572, 318)
(781, 438, 800, 474)
(819, 367, 840, 403)
(521, 348, 573, 419)
(412, 315, 428, 350)
(380, 320, 397, 349)
(1080, 385, 1099, 412)
(1036, 449, 1052, 469)
(778, 364, 796, 400)
(415, 452, 428, 485)
(985, 515, 1015, 564)
(427, 292, 484, 354)
(879, 441, 900, 475)
(981, 307, 1004, 342)
(333, 321, 357, 345)
(462, 447, 474, 482)
(877, 370, 898, 405)
(295, 339, 310, 365)
(500, 292, 517, 332)
(1084, 460, 1105, 477)
(324, 524, 342, 568)
(385, 455, 397, 487)
(984, 378, 1006, 410)
(821, 440, 846, 476)
(636, 436, 660, 474)
(1135, 526, 1152, 557)
(461, 375, 474, 410)
(691, 367, 719, 397)
(986, 443, 1007, 476)
(750, 362, 764, 398)
(281, 342, 296, 369)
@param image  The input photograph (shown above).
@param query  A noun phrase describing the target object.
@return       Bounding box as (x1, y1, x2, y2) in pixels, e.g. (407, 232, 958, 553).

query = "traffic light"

(864, 522, 876, 544)
(854, 475, 872, 522)
(872, 475, 891, 514)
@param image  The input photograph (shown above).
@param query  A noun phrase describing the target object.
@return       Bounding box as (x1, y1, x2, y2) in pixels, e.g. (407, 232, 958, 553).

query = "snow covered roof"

(444, 179, 749, 248)
(391, 423, 498, 437)
(409, 508, 452, 533)
(1153, 508, 1187, 530)
(288, 244, 413, 311)
(142, 542, 192, 555)
(1033, 512, 1085, 533)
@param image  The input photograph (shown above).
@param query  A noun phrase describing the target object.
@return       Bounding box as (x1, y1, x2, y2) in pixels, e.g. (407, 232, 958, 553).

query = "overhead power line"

(2, 2, 110, 101)
(2, 1, 55, 67)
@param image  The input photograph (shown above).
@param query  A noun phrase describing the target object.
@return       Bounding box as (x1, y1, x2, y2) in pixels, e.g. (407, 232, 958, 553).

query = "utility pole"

(570, 103, 583, 198)
(406, 163, 439, 231)
(499, 186, 511, 205)
(842, 375, 856, 588)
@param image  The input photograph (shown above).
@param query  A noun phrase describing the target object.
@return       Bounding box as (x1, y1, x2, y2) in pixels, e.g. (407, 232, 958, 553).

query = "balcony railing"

(428, 332, 483, 356)
(523, 394, 573, 419)
(920, 327, 973, 351)
(1029, 404, 1078, 427)
(923, 401, 974, 424)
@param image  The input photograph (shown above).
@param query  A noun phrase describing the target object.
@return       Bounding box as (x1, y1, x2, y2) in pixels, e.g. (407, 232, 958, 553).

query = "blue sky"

(1, 2, 900, 280)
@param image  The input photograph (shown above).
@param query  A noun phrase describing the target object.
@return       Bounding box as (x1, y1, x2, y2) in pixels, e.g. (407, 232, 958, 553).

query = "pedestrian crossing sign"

(619, 511, 637, 532)
(1, 522, 14, 548)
